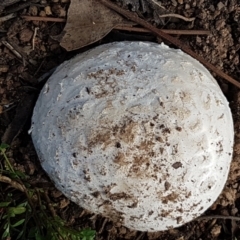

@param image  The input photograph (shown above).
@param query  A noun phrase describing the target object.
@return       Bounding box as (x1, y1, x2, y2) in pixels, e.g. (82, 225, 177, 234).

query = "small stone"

(209, 5, 215, 11)
(233, 183, 238, 189)
(28, 5, 38, 16)
(40, 45, 47, 52)
(0, 65, 9, 73)
(51, 4, 66, 17)
(228, 4, 235, 12)
(25, 161, 35, 175)
(118, 227, 127, 234)
(171, 0, 177, 6)
(196, 36, 202, 44)
(213, 10, 221, 19)
(211, 225, 221, 237)
(22, 46, 33, 55)
(59, 198, 70, 208)
(223, 189, 236, 204)
(19, 28, 33, 42)
(215, 19, 225, 30)
(185, 3, 190, 9)
(217, 2, 225, 10)
(44, 6, 52, 15)
(178, 0, 183, 4)
(29, 59, 38, 66)
(231, 207, 238, 215)
(191, 1, 196, 7)
(32, 21, 40, 27)
(198, 10, 207, 19)
(39, 10, 46, 17)
(233, 55, 239, 65)
(50, 43, 60, 52)
(220, 28, 230, 37)
(51, 189, 63, 198)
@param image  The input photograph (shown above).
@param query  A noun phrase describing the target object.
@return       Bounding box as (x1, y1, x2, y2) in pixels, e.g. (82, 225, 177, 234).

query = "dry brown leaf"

(55, 0, 125, 51)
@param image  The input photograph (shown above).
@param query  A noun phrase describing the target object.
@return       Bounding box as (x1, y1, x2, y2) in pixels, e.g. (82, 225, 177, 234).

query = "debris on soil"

(56, 0, 126, 51)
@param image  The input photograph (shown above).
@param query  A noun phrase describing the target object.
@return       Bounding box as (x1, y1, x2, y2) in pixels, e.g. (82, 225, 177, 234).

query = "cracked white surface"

(31, 41, 234, 231)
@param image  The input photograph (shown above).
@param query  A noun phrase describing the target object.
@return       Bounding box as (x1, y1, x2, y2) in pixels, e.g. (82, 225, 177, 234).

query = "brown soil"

(1, 0, 240, 239)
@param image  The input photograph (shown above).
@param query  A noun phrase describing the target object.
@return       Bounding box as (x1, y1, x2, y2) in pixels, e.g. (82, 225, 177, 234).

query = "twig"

(21, 15, 208, 36)
(32, 27, 39, 50)
(1, 93, 36, 145)
(34, 58, 45, 76)
(135, 232, 146, 240)
(43, 190, 57, 217)
(158, 13, 195, 22)
(0, 174, 38, 219)
(1, 40, 22, 59)
(1, 104, 16, 113)
(197, 215, 240, 221)
(98, 218, 108, 234)
(0, 13, 16, 22)
(0, 174, 26, 192)
(0, 149, 43, 229)
(21, 15, 66, 22)
(98, 0, 240, 89)
(150, 0, 165, 10)
(37, 67, 57, 83)
(114, 25, 210, 35)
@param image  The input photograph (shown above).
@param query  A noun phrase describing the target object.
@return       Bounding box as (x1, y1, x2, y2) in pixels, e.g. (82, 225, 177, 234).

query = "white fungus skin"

(31, 41, 234, 232)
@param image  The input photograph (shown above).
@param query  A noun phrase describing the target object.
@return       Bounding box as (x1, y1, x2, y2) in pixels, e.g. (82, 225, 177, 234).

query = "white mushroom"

(31, 41, 234, 232)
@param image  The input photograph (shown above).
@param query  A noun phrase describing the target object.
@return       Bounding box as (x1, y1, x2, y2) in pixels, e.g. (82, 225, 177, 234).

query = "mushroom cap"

(31, 41, 234, 231)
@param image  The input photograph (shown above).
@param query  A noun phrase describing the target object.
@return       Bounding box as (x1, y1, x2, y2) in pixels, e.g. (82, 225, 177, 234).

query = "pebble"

(25, 161, 35, 175)
(217, 2, 225, 10)
(28, 5, 38, 16)
(215, 18, 225, 30)
(209, 5, 215, 11)
(51, 189, 63, 198)
(231, 207, 238, 215)
(232, 55, 239, 65)
(211, 225, 221, 238)
(51, 4, 66, 17)
(0, 64, 9, 73)
(185, 3, 190, 9)
(59, 198, 70, 208)
(171, 0, 177, 6)
(191, 1, 196, 7)
(39, 10, 46, 17)
(44, 6, 52, 15)
(19, 28, 34, 42)
(118, 227, 127, 235)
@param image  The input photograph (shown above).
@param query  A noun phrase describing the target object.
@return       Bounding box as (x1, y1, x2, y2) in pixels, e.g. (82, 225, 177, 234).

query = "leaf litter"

(55, 0, 127, 51)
